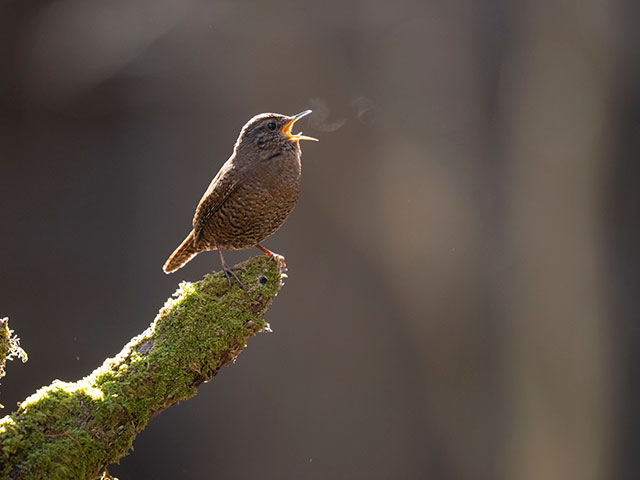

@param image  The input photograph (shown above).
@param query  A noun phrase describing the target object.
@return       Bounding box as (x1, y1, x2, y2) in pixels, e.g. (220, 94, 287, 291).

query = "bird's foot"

(270, 253, 287, 271)
(215, 242, 245, 288)
(222, 265, 244, 288)
(256, 244, 287, 272)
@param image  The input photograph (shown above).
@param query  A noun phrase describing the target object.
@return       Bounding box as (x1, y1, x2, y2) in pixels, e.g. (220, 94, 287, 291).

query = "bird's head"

(234, 110, 318, 157)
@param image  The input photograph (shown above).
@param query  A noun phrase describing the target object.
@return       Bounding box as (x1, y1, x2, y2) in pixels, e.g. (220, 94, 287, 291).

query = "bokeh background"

(1, 0, 638, 478)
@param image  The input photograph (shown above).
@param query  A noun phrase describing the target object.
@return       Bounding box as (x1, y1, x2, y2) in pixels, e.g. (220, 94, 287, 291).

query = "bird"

(163, 110, 318, 285)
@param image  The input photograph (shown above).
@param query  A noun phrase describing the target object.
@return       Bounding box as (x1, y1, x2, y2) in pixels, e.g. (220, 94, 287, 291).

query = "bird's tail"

(163, 230, 199, 274)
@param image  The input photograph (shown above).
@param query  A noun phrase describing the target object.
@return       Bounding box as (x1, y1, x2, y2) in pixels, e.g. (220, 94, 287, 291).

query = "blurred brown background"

(1, 0, 638, 478)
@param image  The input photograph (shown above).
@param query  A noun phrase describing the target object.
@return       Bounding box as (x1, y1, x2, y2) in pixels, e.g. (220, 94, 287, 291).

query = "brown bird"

(163, 110, 317, 285)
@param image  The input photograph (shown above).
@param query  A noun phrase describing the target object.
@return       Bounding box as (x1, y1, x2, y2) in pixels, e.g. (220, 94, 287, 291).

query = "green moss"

(0, 256, 283, 479)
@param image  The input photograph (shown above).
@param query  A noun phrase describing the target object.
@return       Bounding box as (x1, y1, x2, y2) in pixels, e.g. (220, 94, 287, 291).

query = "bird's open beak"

(282, 110, 319, 142)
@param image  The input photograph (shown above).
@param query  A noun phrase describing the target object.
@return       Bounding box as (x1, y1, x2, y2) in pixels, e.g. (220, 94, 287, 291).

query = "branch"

(0, 256, 283, 479)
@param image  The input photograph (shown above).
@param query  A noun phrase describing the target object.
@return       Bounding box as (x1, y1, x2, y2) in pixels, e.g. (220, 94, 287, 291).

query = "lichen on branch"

(0, 255, 283, 479)
(0, 317, 27, 382)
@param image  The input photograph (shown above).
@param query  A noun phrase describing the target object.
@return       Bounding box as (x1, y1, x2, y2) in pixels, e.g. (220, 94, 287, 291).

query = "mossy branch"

(0, 256, 283, 479)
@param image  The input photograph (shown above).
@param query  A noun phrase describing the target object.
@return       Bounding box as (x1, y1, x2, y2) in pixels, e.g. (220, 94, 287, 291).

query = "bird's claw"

(222, 266, 244, 288)
(255, 245, 287, 272)
(270, 253, 287, 272)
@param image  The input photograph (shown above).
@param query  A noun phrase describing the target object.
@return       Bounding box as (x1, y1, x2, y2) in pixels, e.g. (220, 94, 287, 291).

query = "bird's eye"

(267, 122, 276, 131)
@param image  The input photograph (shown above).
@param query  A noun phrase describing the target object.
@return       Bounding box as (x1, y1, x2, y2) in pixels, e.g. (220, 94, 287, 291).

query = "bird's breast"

(204, 152, 302, 249)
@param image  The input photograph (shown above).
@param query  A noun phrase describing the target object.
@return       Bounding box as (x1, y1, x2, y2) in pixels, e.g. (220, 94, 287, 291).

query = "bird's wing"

(192, 161, 251, 247)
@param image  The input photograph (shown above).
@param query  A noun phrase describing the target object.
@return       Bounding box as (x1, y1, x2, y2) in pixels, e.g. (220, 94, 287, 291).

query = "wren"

(163, 110, 317, 285)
